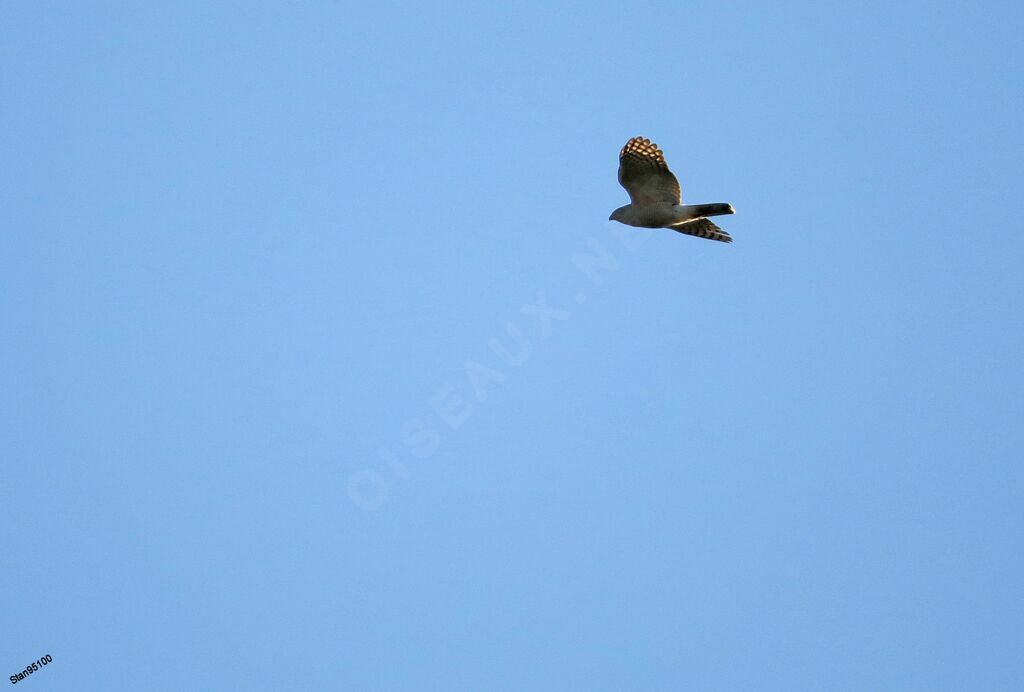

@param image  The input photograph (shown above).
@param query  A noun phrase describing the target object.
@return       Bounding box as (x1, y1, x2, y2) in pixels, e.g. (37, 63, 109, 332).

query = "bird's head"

(609, 205, 628, 222)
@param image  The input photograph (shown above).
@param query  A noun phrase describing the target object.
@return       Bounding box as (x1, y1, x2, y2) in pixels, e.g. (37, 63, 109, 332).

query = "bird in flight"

(609, 136, 735, 243)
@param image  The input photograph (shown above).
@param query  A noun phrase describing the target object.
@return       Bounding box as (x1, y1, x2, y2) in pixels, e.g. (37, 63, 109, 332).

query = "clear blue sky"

(3, 2, 1022, 689)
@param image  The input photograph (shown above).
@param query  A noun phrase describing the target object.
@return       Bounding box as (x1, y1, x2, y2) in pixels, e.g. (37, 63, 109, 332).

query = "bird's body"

(610, 136, 735, 243)
(611, 202, 735, 229)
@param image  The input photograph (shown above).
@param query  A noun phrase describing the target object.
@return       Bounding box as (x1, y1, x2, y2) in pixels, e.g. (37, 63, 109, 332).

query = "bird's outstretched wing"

(618, 137, 681, 206)
(669, 217, 732, 243)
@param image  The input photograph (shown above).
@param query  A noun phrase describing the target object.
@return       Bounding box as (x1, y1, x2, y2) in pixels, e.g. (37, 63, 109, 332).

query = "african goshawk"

(609, 136, 735, 243)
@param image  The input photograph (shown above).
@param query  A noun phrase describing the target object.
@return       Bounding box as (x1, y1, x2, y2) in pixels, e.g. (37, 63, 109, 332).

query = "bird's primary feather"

(669, 217, 732, 244)
(617, 137, 682, 205)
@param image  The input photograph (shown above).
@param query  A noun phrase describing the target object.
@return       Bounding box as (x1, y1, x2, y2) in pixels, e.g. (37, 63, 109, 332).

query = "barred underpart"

(669, 218, 733, 244)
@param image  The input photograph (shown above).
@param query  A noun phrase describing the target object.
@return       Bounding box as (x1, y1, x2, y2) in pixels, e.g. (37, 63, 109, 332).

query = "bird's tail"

(678, 202, 735, 218)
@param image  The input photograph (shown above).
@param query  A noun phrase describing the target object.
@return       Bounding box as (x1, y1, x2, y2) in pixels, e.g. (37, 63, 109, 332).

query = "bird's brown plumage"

(669, 217, 732, 243)
(617, 137, 682, 205)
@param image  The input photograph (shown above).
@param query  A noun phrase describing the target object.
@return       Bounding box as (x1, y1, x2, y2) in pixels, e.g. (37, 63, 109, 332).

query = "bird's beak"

(608, 213, 614, 221)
